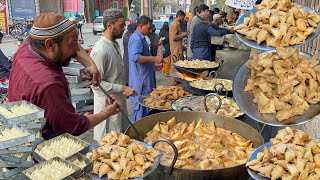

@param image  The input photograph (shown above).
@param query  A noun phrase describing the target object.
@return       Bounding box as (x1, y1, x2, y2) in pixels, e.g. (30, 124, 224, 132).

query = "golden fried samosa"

(293, 7, 303, 19)
(93, 162, 102, 174)
(257, 29, 270, 44)
(167, 117, 176, 130)
(258, 163, 275, 178)
(266, 37, 281, 47)
(256, 9, 271, 20)
(245, 28, 261, 41)
(298, 6, 309, 17)
(308, 19, 318, 28)
(271, 28, 283, 40)
(286, 12, 296, 26)
(98, 163, 111, 178)
(290, 36, 305, 45)
(314, 154, 320, 168)
(270, 12, 280, 27)
(244, 17, 251, 26)
(279, 23, 290, 36)
(304, 27, 316, 37)
(312, 13, 320, 23)
(296, 18, 307, 32)
(234, 24, 248, 31)
(271, 165, 285, 180)
(249, 12, 258, 27)
(278, 11, 289, 23)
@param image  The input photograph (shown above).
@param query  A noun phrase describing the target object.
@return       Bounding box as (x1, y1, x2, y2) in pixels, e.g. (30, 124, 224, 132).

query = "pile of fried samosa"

(245, 47, 320, 121)
(145, 117, 255, 169)
(247, 127, 320, 180)
(144, 86, 191, 110)
(235, 0, 320, 47)
(87, 132, 159, 180)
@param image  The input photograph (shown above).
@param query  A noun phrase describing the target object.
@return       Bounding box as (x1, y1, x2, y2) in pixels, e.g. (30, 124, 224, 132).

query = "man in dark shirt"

(0, 32, 11, 79)
(123, 23, 137, 84)
(180, 17, 188, 32)
(147, 24, 160, 56)
(191, 11, 233, 61)
(9, 12, 120, 139)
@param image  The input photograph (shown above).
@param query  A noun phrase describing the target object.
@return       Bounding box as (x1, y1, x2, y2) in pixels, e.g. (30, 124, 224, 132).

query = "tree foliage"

(153, 0, 164, 8)
(132, 0, 141, 13)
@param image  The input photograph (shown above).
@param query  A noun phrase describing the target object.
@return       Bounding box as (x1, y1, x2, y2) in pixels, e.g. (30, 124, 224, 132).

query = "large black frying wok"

(125, 111, 264, 180)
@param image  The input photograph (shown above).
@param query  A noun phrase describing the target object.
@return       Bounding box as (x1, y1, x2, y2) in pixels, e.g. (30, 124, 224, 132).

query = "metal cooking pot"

(125, 111, 264, 180)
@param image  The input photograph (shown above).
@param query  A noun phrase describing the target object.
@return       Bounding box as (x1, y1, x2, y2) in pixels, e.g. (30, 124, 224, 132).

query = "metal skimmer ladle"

(84, 72, 143, 141)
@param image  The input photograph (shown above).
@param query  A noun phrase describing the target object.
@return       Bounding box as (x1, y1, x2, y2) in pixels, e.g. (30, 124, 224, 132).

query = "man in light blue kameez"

(128, 16, 163, 122)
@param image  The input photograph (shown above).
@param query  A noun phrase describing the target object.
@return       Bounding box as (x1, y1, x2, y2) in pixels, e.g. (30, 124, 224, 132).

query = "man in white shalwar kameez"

(90, 9, 136, 141)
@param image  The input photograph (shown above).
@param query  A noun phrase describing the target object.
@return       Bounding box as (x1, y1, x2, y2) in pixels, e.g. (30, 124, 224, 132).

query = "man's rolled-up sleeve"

(128, 37, 143, 62)
(40, 84, 90, 136)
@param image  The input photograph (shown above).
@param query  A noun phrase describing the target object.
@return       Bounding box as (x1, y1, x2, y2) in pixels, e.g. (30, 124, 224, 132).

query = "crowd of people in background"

(0, 5, 242, 140)
(118, 5, 240, 123)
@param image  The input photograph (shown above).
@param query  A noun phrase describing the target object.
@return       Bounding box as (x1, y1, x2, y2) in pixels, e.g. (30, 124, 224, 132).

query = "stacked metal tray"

(0, 101, 45, 179)
(22, 157, 82, 179)
(0, 126, 37, 179)
(33, 133, 90, 163)
(0, 100, 44, 125)
(66, 152, 93, 175)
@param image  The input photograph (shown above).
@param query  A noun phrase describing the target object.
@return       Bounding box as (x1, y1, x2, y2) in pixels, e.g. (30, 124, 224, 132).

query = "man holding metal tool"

(8, 12, 120, 140)
(90, 9, 137, 141)
(128, 16, 163, 122)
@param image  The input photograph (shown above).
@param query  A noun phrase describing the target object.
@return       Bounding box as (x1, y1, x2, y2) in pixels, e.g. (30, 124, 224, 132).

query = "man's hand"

(101, 96, 121, 117)
(121, 86, 137, 96)
(82, 65, 101, 86)
(153, 56, 163, 64)
(182, 32, 189, 37)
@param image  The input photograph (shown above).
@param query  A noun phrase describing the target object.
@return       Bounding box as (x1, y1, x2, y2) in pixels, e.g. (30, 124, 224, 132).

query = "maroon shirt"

(9, 40, 90, 139)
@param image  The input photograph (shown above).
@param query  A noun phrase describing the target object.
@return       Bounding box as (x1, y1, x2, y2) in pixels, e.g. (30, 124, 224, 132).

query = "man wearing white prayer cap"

(8, 12, 121, 140)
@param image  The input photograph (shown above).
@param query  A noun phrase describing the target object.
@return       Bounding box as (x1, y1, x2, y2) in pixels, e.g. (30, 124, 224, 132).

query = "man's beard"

(112, 27, 123, 39)
(53, 51, 76, 67)
(61, 54, 77, 66)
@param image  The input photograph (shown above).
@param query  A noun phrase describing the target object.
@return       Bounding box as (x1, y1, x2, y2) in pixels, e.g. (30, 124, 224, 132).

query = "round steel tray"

(246, 142, 272, 180)
(247, 138, 320, 180)
(87, 142, 161, 180)
(235, 5, 320, 51)
(138, 95, 173, 111)
(233, 51, 320, 126)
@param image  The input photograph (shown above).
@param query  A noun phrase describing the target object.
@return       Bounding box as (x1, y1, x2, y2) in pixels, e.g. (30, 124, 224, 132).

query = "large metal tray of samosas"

(235, 5, 320, 51)
(233, 51, 320, 126)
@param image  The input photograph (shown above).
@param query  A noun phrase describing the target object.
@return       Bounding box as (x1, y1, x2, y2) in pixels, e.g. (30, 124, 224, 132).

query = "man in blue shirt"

(128, 16, 163, 122)
(191, 11, 234, 61)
